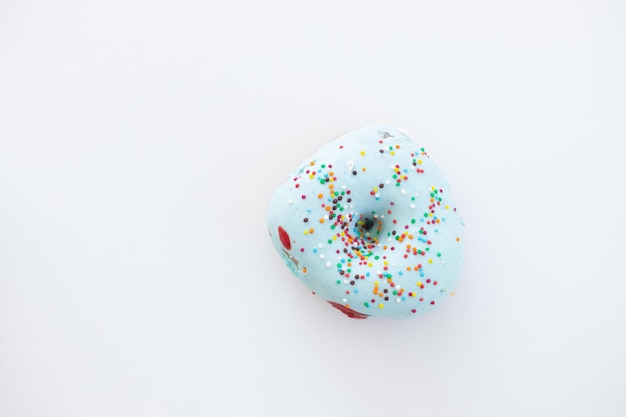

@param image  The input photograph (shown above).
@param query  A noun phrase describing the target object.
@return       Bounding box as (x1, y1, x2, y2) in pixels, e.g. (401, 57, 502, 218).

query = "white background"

(1, 1, 625, 416)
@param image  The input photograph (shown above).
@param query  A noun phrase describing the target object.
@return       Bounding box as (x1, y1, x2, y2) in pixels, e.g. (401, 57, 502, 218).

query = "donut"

(267, 125, 464, 319)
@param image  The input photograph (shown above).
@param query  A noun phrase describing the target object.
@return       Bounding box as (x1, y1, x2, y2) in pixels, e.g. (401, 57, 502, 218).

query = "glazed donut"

(267, 125, 464, 319)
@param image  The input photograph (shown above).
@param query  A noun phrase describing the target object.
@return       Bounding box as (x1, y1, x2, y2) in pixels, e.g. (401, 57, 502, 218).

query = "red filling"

(278, 226, 291, 250)
(328, 301, 369, 319)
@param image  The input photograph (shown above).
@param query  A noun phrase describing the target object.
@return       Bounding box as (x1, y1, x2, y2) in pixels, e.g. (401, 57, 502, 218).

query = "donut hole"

(353, 213, 383, 244)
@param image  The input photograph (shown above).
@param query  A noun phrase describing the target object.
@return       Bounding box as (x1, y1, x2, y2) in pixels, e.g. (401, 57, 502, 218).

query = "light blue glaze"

(268, 125, 464, 319)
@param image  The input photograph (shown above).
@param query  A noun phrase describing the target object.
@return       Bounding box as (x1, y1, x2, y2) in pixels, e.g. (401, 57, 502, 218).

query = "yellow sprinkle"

(378, 304, 384, 309)
(332, 235, 337, 240)
(445, 205, 450, 209)
(390, 151, 395, 156)
(360, 150, 365, 156)
(428, 259, 433, 264)
(417, 281, 422, 287)
(417, 159, 422, 165)
(367, 262, 373, 267)
(303, 230, 309, 235)
(383, 261, 388, 266)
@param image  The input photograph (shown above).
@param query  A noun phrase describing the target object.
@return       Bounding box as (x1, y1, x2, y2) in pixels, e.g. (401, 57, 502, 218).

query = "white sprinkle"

(320, 254, 325, 259)
(400, 189, 407, 195)
(442, 260, 446, 264)
(385, 180, 390, 184)
(342, 298, 347, 303)
(318, 243, 323, 248)
(410, 204, 415, 209)
(288, 200, 293, 205)
(326, 261, 331, 268)
(396, 298, 401, 303)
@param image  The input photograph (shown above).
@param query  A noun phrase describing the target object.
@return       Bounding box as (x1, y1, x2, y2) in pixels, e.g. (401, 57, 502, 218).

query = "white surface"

(1, 1, 625, 416)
